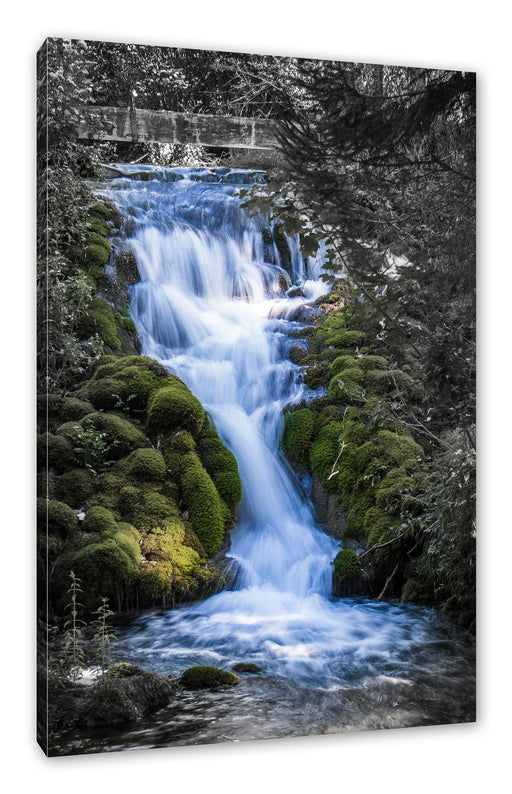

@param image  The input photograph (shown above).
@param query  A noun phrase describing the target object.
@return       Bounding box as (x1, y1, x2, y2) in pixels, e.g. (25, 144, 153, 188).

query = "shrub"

(282, 408, 315, 465)
(147, 384, 205, 438)
(180, 666, 240, 689)
(333, 549, 360, 586)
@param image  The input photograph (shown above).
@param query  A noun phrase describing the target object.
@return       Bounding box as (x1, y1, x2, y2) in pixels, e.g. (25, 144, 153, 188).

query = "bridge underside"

(79, 106, 277, 151)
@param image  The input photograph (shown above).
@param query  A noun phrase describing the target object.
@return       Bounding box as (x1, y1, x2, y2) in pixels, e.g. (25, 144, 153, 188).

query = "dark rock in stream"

(51, 664, 178, 731)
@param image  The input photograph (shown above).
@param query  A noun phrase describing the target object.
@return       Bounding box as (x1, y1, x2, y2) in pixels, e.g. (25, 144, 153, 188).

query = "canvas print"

(37, 38, 476, 756)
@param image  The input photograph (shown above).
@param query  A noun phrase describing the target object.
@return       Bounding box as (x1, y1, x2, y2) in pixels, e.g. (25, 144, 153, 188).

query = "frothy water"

(68, 165, 477, 751)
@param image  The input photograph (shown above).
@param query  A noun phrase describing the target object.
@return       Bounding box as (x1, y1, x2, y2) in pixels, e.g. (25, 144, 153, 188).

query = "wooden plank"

(78, 106, 277, 150)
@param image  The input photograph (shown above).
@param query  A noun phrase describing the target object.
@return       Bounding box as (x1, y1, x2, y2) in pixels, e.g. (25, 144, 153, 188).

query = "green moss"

(180, 666, 240, 689)
(79, 298, 121, 350)
(80, 413, 148, 458)
(60, 397, 95, 422)
(231, 663, 262, 674)
(125, 448, 167, 482)
(282, 408, 315, 465)
(333, 549, 360, 586)
(56, 468, 97, 508)
(328, 372, 364, 403)
(364, 507, 398, 548)
(37, 432, 73, 473)
(91, 363, 120, 380)
(401, 578, 428, 602)
(127, 491, 180, 530)
(138, 564, 172, 598)
(375, 430, 423, 470)
(375, 467, 412, 512)
(85, 377, 128, 411)
(212, 471, 243, 506)
(181, 462, 225, 557)
(37, 498, 78, 538)
(147, 383, 205, 438)
(363, 369, 390, 395)
(303, 363, 329, 390)
(317, 314, 367, 349)
(82, 505, 118, 537)
(309, 422, 344, 489)
(356, 355, 388, 372)
(345, 489, 375, 537)
(114, 366, 163, 413)
(329, 355, 357, 375)
(87, 216, 110, 237)
(74, 537, 138, 592)
(88, 201, 122, 227)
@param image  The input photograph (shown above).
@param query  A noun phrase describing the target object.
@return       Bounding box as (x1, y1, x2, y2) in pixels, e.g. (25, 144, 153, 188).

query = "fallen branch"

(359, 530, 410, 559)
(377, 563, 399, 601)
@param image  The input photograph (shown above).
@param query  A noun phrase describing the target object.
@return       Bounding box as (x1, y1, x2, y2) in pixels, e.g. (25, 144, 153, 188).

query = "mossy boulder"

(333, 549, 360, 585)
(282, 408, 315, 465)
(78, 298, 121, 350)
(125, 448, 167, 482)
(37, 498, 78, 538)
(60, 397, 95, 422)
(79, 413, 148, 458)
(309, 422, 344, 489)
(328, 372, 364, 403)
(181, 462, 226, 556)
(82, 505, 119, 537)
(231, 662, 262, 674)
(73, 536, 138, 592)
(147, 383, 205, 438)
(37, 432, 73, 473)
(180, 666, 240, 690)
(126, 491, 180, 530)
(56, 468, 97, 508)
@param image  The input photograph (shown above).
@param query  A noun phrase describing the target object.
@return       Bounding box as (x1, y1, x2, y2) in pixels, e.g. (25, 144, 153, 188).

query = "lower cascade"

(89, 166, 475, 742)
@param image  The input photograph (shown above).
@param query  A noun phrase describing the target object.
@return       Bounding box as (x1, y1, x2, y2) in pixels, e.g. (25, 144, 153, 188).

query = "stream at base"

(55, 165, 476, 753)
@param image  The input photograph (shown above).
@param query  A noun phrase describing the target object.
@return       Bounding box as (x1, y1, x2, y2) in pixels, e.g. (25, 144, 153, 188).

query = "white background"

(2, 2, 509, 791)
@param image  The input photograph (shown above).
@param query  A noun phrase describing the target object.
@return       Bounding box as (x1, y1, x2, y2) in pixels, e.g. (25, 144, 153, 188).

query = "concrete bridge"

(78, 105, 277, 150)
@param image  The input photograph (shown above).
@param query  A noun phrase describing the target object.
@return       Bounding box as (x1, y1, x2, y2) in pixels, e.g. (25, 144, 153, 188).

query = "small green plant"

(72, 424, 118, 476)
(91, 597, 118, 672)
(62, 571, 87, 680)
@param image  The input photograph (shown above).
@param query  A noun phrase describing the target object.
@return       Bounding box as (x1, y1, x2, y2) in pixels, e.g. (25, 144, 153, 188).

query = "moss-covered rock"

(147, 383, 205, 438)
(56, 468, 97, 508)
(79, 413, 148, 458)
(309, 422, 344, 489)
(60, 397, 95, 422)
(127, 491, 180, 530)
(231, 662, 263, 674)
(328, 372, 364, 403)
(84, 377, 128, 411)
(37, 432, 73, 473)
(333, 549, 360, 585)
(82, 505, 118, 537)
(180, 666, 240, 689)
(37, 498, 78, 538)
(73, 536, 138, 592)
(181, 462, 226, 557)
(125, 448, 167, 482)
(282, 408, 315, 465)
(78, 298, 121, 350)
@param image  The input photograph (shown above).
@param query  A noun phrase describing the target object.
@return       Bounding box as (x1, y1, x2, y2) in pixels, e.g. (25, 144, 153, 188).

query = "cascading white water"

(98, 167, 475, 699)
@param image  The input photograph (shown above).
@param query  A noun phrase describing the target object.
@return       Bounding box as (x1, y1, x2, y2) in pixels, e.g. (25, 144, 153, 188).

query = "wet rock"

(232, 663, 263, 674)
(180, 665, 240, 689)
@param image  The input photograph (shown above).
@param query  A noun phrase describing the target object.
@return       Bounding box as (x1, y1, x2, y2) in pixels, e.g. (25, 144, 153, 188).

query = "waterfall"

(100, 167, 473, 691)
